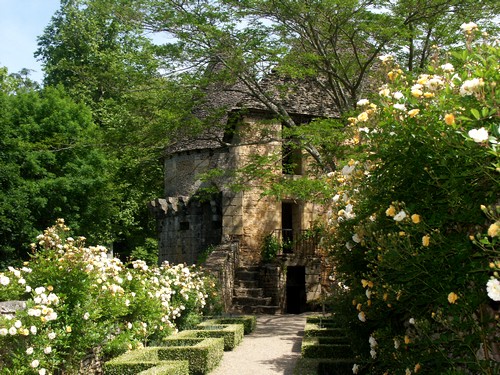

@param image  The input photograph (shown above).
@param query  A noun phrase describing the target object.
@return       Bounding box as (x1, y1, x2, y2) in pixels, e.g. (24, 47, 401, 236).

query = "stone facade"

(151, 70, 339, 313)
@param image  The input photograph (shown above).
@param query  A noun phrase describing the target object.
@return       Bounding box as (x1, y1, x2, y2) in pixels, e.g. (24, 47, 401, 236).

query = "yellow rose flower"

(357, 112, 369, 122)
(422, 235, 430, 247)
(386, 205, 396, 217)
(408, 109, 420, 118)
(423, 92, 435, 98)
(444, 113, 455, 125)
(388, 71, 398, 81)
(447, 292, 459, 304)
(404, 335, 411, 344)
(411, 89, 423, 98)
(65, 326, 72, 333)
(488, 222, 499, 237)
(411, 214, 421, 224)
(414, 363, 422, 373)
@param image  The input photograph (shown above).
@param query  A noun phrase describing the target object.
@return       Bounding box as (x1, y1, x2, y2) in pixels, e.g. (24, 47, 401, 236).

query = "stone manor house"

(150, 66, 339, 314)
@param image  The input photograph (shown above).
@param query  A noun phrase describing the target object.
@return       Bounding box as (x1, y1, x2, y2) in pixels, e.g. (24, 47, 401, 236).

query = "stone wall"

(163, 148, 232, 197)
(259, 264, 285, 311)
(151, 195, 223, 266)
(202, 241, 239, 312)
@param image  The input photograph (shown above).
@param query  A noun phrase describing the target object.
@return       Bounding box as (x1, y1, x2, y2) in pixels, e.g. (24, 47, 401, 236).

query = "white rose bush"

(0, 219, 221, 374)
(325, 25, 499, 374)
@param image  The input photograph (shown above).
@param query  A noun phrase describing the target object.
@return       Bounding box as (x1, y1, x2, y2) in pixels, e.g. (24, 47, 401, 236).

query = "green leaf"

(470, 108, 481, 120)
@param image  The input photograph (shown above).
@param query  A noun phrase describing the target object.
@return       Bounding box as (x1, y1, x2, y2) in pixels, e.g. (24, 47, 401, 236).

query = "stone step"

(235, 270, 259, 281)
(233, 288, 264, 298)
(236, 265, 260, 273)
(232, 296, 272, 306)
(236, 280, 258, 288)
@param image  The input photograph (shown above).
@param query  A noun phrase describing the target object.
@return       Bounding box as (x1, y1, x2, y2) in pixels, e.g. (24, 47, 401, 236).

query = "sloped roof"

(165, 68, 340, 155)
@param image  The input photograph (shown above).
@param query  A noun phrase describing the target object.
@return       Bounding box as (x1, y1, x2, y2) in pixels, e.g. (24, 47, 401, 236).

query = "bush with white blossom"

(325, 23, 499, 374)
(0, 219, 221, 374)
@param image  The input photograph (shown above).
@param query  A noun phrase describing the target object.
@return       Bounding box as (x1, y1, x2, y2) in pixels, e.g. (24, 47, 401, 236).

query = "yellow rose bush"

(326, 25, 499, 374)
(0, 219, 221, 374)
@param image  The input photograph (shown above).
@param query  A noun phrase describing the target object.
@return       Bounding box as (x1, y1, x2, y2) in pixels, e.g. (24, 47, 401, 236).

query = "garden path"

(210, 313, 310, 375)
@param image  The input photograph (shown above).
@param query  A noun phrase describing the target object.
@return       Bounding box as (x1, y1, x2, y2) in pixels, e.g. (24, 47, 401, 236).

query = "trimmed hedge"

(158, 337, 224, 374)
(294, 358, 361, 375)
(296, 316, 361, 374)
(201, 315, 256, 334)
(301, 337, 352, 359)
(305, 316, 339, 326)
(137, 361, 190, 375)
(103, 348, 188, 375)
(103, 337, 223, 375)
(176, 323, 244, 351)
(303, 322, 345, 338)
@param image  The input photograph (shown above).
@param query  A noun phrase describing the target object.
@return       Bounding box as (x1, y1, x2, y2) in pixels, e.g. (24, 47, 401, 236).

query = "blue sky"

(0, 0, 61, 83)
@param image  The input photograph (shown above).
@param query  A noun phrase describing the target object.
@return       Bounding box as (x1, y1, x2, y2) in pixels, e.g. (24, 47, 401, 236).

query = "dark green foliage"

(0, 79, 120, 265)
(261, 234, 281, 262)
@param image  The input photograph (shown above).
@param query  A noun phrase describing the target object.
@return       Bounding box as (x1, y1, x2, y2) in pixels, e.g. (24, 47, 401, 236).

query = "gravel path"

(210, 314, 309, 375)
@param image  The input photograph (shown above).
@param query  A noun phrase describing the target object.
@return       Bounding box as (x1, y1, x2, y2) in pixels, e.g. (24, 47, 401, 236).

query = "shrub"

(0, 220, 222, 374)
(176, 323, 244, 350)
(157, 337, 224, 374)
(325, 23, 499, 374)
(199, 315, 257, 335)
(103, 348, 189, 375)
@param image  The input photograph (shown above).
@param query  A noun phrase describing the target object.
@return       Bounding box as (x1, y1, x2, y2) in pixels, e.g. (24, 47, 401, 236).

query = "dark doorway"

(286, 266, 306, 314)
(282, 202, 294, 253)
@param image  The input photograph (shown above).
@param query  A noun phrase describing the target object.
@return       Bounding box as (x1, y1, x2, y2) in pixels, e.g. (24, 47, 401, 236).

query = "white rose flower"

(352, 364, 360, 374)
(392, 91, 404, 100)
(460, 78, 484, 96)
(468, 128, 489, 143)
(356, 99, 370, 106)
(26, 347, 34, 355)
(440, 63, 454, 73)
(393, 210, 407, 222)
(44, 347, 52, 354)
(358, 311, 366, 322)
(0, 275, 10, 286)
(486, 278, 500, 301)
(31, 360, 39, 368)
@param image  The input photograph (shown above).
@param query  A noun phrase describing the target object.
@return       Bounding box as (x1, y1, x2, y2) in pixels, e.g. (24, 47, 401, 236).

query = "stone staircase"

(232, 266, 281, 314)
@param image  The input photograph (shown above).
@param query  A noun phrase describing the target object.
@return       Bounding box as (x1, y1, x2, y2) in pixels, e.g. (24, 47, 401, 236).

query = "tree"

(0, 72, 120, 266)
(136, 0, 498, 174)
(35, 0, 201, 259)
